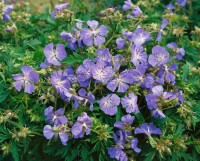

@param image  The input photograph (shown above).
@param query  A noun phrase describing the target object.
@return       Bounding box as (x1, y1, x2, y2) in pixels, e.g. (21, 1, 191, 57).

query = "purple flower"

(157, 64, 178, 84)
(12, 66, 39, 94)
(167, 42, 185, 60)
(131, 45, 147, 66)
(123, 0, 133, 11)
(108, 147, 128, 161)
(92, 62, 113, 83)
(114, 114, 135, 132)
(116, 38, 126, 49)
(145, 85, 174, 118)
(51, 3, 68, 18)
(156, 18, 168, 42)
(132, 28, 152, 46)
(106, 70, 133, 93)
(177, 0, 188, 7)
(43, 124, 69, 145)
(80, 20, 108, 46)
(148, 45, 170, 67)
(121, 93, 139, 113)
(63, 89, 84, 108)
(60, 32, 77, 50)
(127, 6, 142, 18)
(78, 88, 95, 111)
(96, 48, 112, 65)
(3, 4, 14, 21)
(50, 70, 70, 95)
(131, 69, 154, 89)
(108, 130, 128, 161)
(166, 3, 175, 12)
(76, 59, 95, 87)
(131, 138, 141, 153)
(44, 106, 68, 126)
(44, 43, 67, 66)
(63, 66, 77, 84)
(71, 112, 92, 138)
(135, 122, 162, 136)
(98, 94, 120, 116)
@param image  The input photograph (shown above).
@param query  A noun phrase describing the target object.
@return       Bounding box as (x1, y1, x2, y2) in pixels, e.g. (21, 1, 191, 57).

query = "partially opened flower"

(60, 32, 77, 50)
(156, 18, 168, 42)
(166, 4, 175, 12)
(177, 0, 188, 7)
(78, 88, 95, 111)
(114, 114, 135, 132)
(108, 130, 128, 161)
(98, 94, 120, 115)
(167, 42, 185, 60)
(3, 4, 14, 21)
(131, 138, 141, 153)
(44, 43, 67, 66)
(108, 146, 128, 161)
(43, 124, 69, 145)
(157, 64, 178, 84)
(121, 93, 139, 113)
(135, 122, 162, 136)
(12, 66, 39, 94)
(116, 38, 126, 49)
(71, 112, 92, 138)
(127, 6, 142, 19)
(122, 0, 133, 11)
(51, 3, 69, 18)
(148, 45, 170, 67)
(80, 20, 108, 46)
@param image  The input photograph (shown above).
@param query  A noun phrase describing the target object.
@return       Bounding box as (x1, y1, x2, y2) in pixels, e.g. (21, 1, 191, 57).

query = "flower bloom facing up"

(135, 122, 162, 136)
(148, 45, 170, 67)
(156, 18, 168, 42)
(98, 94, 120, 115)
(43, 124, 69, 145)
(167, 42, 185, 60)
(50, 70, 71, 95)
(132, 28, 152, 46)
(106, 70, 133, 93)
(44, 106, 68, 126)
(44, 43, 67, 66)
(51, 3, 69, 18)
(3, 4, 14, 21)
(12, 66, 39, 94)
(131, 45, 147, 67)
(92, 62, 113, 83)
(80, 20, 108, 46)
(121, 93, 139, 113)
(71, 112, 92, 138)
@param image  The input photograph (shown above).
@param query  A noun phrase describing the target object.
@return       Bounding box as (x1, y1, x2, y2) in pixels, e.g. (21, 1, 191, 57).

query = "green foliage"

(0, 0, 200, 161)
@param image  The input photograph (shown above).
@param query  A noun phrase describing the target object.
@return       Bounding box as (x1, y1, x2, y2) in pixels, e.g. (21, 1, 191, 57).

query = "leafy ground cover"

(0, 0, 200, 161)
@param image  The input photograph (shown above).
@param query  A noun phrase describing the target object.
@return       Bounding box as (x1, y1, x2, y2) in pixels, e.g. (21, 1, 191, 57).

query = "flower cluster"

(11, 0, 188, 160)
(43, 106, 92, 145)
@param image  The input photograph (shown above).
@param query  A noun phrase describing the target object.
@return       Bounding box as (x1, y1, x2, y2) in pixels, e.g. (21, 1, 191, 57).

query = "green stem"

(105, 35, 114, 47)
